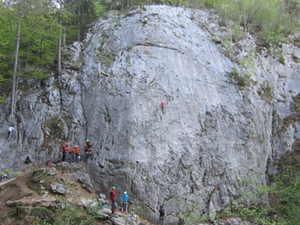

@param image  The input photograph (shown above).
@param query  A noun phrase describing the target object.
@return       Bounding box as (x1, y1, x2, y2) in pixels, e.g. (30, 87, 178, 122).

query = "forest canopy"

(0, 0, 299, 90)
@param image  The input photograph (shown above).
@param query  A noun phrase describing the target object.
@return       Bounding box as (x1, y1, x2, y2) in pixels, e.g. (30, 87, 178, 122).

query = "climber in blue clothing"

(122, 191, 129, 213)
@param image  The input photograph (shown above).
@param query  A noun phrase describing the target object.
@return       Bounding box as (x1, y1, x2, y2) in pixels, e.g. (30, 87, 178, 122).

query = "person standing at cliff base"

(62, 142, 68, 162)
(159, 205, 165, 225)
(110, 186, 117, 213)
(84, 139, 93, 162)
(69, 145, 75, 162)
(122, 191, 129, 213)
(25, 156, 32, 164)
(74, 145, 81, 163)
(7, 126, 17, 141)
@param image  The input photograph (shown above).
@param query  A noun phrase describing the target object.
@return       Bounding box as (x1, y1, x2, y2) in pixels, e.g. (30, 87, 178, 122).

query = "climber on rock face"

(160, 101, 166, 114)
(142, 17, 148, 26)
(7, 126, 17, 141)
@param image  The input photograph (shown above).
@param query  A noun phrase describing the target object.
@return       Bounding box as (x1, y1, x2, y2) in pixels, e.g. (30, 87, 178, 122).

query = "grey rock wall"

(1, 5, 300, 224)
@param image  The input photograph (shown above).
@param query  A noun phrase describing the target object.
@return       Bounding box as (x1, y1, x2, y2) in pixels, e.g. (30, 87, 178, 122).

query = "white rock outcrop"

(1, 5, 300, 224)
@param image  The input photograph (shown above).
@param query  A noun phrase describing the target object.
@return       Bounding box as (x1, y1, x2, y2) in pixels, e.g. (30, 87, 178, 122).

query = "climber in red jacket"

(110, 186, 117, 213)
(161, 101, 166, 114)
(110, 186, 116, 203)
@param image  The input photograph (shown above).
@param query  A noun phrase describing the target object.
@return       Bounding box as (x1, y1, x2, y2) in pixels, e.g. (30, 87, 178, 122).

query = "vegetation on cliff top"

(0, 0, 299, 87)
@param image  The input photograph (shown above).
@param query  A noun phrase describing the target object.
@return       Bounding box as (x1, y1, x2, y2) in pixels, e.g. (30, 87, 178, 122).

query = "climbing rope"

(124, 12, 155, 205)
(185, 62, 221, 210)
(141, 12, 156, 222)
(125, 131, 133, 192)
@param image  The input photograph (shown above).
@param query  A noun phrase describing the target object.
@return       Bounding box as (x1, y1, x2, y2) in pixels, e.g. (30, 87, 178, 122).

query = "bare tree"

(11, 2, 23, 117)
(58, 0, 62, 75)
(77, 0, 82, 41)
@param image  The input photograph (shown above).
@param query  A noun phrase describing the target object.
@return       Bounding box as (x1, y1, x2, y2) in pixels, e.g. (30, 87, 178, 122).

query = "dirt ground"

(0, 172, 36, 220)
(0, 169, 105, 224)
(0, 168, 154, 225)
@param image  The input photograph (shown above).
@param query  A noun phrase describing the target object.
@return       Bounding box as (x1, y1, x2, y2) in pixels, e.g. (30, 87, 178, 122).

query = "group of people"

(108, 186, 184, 224)
(109, 186, 139, 222)
(62, 140, 94, 163)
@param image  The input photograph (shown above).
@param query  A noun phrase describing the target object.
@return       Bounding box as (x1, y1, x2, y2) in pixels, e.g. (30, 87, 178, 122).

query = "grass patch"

(26, 169, 56, 192)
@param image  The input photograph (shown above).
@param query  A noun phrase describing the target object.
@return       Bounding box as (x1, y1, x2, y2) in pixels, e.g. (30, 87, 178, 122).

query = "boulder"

(49, 183, 67, 195)
(111, 212, 126, 225)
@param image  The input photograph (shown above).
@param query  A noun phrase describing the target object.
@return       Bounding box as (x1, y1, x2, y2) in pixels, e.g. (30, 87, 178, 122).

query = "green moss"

(126, 45, 133, 51)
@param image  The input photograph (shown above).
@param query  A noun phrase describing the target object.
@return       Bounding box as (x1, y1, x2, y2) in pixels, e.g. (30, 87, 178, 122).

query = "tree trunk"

(77, 0, 81, 41)
(58, 0, 62, 75)
(140, 4, 142, 22)
(11, 14, 21, 117)
(58, 19, 62, 75)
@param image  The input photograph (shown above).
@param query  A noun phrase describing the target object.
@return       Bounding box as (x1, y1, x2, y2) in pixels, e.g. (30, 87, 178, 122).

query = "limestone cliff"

(1, 5, 300, 224)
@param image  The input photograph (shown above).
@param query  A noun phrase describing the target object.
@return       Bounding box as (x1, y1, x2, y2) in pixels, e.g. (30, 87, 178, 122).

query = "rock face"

(1, 5, 300, 224)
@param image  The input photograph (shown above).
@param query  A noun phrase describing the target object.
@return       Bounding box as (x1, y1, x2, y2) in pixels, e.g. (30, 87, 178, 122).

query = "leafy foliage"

(44, 116, 64, 139)
(222, 148, 300, 225)
(257, 80, 274, 104)
(26, 168, 55, 192)
(274, 146, 300, 224)
(0, 0, 299, 100)
(278, 180, 300, 223)
(179, 205, 210, 224)
(213, 0, 300, 45)
(35, 197, 97, 225)
(7, 195, 100, 225)
(229, 67, 252, 88)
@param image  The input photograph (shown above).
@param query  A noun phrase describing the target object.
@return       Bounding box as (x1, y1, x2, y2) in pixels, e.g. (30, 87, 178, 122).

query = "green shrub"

(34, 196, 100, 224)
(279, 180, 300, 223)
(229, 68, 252, 88)
(45, 116, 64, 139)
(239, 50, 255, 69)
(213, 0, 300, 45)
(257, 80, 274, 104)
(26, 169, 55, 191)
